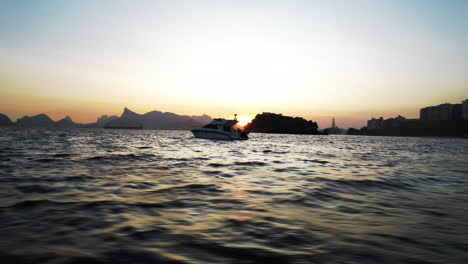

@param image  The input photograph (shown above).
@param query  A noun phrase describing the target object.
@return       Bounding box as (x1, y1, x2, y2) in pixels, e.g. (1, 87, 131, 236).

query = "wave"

(15, 184, 66, 194)
(146, 183, 224, 196)
(315, 177, 413, 191)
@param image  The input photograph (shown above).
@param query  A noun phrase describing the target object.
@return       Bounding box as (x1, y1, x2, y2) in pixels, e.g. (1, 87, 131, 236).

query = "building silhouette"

(327, 117, 344, 134)
(462, 100, 468, 120)
(366, 99, 468, 137)
(420, 103, 462, 121)
(367, 117, 384, 130)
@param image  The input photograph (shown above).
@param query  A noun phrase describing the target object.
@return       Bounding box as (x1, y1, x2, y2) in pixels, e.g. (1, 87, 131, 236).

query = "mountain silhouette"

(189, 114, 212, 125)
(0, 113, 14, 126)
(56, 116, 78, 127)
(96, 115, 119, 127)
(1, 108, 212, 129)
(15, 114, 79, 128)
(16, 114, 56, 127)
(104, 107, 212, 130)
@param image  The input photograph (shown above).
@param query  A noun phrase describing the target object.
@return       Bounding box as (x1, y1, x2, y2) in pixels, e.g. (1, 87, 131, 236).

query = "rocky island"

(244, 112, 323, 135)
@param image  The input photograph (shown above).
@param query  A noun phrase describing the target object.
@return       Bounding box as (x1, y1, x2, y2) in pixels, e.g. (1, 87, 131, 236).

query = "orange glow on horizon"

(236, 116, 252, 127)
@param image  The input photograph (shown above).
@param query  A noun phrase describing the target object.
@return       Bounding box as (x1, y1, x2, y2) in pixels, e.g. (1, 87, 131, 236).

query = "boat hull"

(191, 129, 248, 140)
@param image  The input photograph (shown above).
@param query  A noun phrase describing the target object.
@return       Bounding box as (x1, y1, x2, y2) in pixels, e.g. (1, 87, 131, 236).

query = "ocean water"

(0, 127, 467, 264)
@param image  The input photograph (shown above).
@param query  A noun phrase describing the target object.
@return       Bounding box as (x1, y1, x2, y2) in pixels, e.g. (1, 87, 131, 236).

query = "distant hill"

(96, 115, 119, 127)
(1, 109, 212, 130)
(244, 112, 322, 135)
(104, 107, 212, 130)
(16, 114, 79, 128)
(190, 114, 212, 125)
(55, 116, 79, 128)
(16, 114, 56, 127)
(0, 113, 14, 126)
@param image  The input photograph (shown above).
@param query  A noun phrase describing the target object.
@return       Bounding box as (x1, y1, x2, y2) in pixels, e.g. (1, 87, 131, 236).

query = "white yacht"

(191, 115, 249, 140)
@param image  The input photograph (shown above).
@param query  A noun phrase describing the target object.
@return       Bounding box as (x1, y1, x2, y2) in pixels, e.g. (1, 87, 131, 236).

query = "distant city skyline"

(1, 0, 467, 128)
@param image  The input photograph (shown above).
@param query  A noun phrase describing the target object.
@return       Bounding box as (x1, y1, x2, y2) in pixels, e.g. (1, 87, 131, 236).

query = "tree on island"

(244, 112, 323, 135)
(346, 127, 368, 135)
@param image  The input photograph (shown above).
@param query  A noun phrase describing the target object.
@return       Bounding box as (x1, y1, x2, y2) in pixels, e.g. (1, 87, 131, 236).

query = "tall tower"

(332, 117, 336, 129)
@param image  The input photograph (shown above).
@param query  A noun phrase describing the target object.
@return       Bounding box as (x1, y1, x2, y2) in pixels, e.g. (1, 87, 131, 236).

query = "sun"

(236, 116, 252, 127)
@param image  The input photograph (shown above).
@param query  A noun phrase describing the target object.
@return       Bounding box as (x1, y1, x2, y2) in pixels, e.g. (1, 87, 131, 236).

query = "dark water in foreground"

(1, 128, 467, 264)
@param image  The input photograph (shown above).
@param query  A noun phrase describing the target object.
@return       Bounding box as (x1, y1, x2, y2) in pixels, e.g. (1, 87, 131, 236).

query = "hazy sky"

(1, 0, 467, 127)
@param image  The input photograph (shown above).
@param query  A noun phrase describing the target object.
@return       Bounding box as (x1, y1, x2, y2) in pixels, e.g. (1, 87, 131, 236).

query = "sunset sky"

(1, 0, 467, 128)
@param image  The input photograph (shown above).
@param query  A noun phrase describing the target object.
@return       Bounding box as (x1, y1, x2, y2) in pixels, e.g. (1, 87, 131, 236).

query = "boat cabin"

(202, 118, 239, 132)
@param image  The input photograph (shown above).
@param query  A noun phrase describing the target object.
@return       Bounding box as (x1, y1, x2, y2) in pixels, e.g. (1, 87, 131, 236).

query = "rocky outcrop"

(244, 112, 322, 135)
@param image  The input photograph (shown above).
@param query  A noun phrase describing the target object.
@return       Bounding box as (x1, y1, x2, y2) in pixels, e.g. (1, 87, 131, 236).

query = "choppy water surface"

(1, 128, 467, 263)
